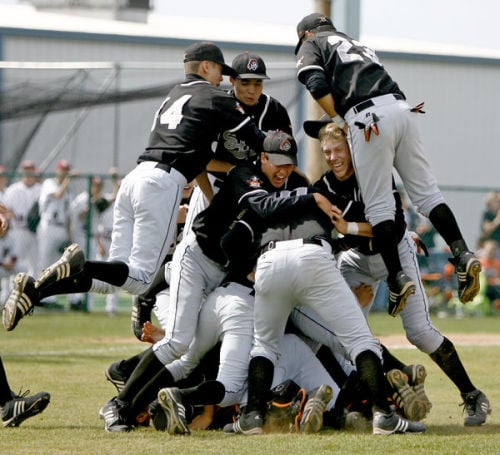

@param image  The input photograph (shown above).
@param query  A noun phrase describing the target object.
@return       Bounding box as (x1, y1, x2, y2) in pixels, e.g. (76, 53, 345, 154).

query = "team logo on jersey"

(235, 101, 246, 115)
(247, 58, 258, 72)
(247, 176, 263, 188)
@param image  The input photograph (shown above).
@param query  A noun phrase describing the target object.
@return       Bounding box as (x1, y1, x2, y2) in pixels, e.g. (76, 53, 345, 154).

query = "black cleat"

(104, 361, 128, 394)
(2, 273, 39, 331)
(131, 295, 155, 341)
(453, 252, 482, 304)
(461, 389, 491, 426)
(2, 390, 50, 427)
(387, 271, 416, 317)
(35, 243, 85, 290)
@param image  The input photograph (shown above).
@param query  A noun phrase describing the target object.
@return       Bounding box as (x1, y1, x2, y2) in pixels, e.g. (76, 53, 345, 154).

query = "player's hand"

(352, 283, 374, 308)
(354, 113, 380, 142)
(331, 206, 347, 233)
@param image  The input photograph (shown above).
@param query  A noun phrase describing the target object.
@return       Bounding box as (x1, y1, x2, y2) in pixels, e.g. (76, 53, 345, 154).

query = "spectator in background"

(69, 176, 109, 312)
(479, 192, 500, 249)
(97, 169, 121, 316)
(36, 159, 76, 307)
(3, 160, 41, 276)
(477, 239, 500, 310)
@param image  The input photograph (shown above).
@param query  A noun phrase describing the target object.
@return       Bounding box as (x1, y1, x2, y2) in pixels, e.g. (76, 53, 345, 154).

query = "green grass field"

(1, 299, 499, 455)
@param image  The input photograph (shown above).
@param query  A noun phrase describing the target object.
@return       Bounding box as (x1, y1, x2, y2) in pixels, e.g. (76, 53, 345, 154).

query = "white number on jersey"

(160, 95, 193, 129)
(328, 36, 381, 66)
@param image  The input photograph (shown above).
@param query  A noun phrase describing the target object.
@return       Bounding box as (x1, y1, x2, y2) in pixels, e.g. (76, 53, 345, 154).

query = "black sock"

(84, 260, 129, 287)
(316, 345, 349, 387)
(372, 220, 402, 282)
(355, 350, 391, 413)
(428, 203, 466, 252)
(118, 348, 165, 403)
(246, 356, 274, 415)
(179, 380, 226, 406)
(119, 352, 148, 377)
(430, 337, 475, 395)
(129, 366, 175, 418)
(381, 345, 406, 372)
(0, 358, 12, 406)
(39, 272, 92, 300)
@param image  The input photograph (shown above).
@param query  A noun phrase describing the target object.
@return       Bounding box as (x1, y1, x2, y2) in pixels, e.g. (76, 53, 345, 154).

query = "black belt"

(352, 93, 404, 114)
(221, 280, 255, 296)
(261, 237, 324, 255)
(155, 162, 172, 173)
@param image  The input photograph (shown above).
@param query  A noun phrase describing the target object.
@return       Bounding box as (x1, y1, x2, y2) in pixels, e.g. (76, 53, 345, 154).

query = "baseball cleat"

(387, 271, 416, 317)
(372, 410, 426, 435)
(157, 387, 190, 435)
(461, 389, 491, 426)
(104, 361, 128, 394)
(2, 273, 39, 331)
(148, 399, 168, 431)
(403, 364, 432, 415)
(131, 295, 154, 341)
(35, 243, 85, 290)
(386, 369, 427, 421)
(223, 410, 264, 435)
(344, 411, 370, 432)
(454, 252, 481, 304)
(299, 384, 333, 434)
(2, 390, 50, 427)
(100, 397, 133, 432)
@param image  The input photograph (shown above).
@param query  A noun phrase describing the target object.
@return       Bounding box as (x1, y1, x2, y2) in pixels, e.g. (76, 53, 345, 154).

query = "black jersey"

(296, 31, 404, 117)
(212, 92, 292, 164)
(138, 74, 265, 182)
(313, 170, 406, 254)
(192, 162, 310, 266)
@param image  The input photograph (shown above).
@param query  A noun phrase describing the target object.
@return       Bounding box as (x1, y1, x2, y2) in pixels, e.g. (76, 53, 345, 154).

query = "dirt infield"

(379, 333, 500, 348)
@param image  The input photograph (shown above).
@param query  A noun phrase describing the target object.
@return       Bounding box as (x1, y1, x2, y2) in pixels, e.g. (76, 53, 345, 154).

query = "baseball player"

(301, 119, 490, 426)
(2, 41, 267, 332)
(98, 131, 309, 432)
(294, 13, 481, 316)
(221, 150, 425, 436)
(183, 51, 294, 236)
(157, 333, 337, 435)
(2, 160, 41, 277)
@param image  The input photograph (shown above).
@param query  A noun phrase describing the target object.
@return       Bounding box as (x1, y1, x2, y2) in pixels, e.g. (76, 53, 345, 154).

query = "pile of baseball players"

(1, 13, 491, 435)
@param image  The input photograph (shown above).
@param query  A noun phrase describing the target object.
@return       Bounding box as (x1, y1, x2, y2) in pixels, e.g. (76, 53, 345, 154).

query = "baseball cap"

(231, 52, 270, 80)
(21, 160, 36, 170)
(295, 13, 335, 54)
(183, 42, 237, 77)
(56, 159, 71, 171)
(263, 131, 297, 166)
(303, 114, 332, 138)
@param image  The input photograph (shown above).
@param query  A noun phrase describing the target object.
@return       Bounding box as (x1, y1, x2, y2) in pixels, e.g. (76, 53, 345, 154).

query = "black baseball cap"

(263, 131, 297, 166)
(183, 42, 237, 77)
(295, 13, 335, 54)
(231, 52, 270, 80)
(303, 114, 332, 138)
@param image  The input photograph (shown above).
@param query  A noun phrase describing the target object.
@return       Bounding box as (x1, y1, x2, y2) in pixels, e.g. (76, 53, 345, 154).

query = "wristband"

(331, 115, 346, 129)
(346, 222, 359, 235)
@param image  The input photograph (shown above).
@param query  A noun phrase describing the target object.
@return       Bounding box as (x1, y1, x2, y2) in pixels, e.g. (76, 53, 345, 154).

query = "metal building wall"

(1, 27, 499, 245)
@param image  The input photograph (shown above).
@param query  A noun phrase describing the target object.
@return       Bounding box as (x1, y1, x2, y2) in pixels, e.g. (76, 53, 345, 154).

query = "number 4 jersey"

(139, 74, 265, 183)
(296, 30, 405, 117)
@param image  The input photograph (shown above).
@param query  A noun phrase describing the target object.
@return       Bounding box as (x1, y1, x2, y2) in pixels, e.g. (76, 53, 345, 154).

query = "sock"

(0, 358, 12, 407)
(39, 272, 92, 300)
(84, 260, 129, 287)
(316, 345, 349, 387)
(381, 345, 407, 372)
(429, 337, 475, 395)
(119, 352, 148, 377)
(179, 380, 226, 406)
(355, 350, 391, 413)
(428, 203, 466, 252)
(246, 356, 274, 415)
(118, 348, 166, 403)
(372, 220, 402, 282)
(129, 366, 175, 418)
